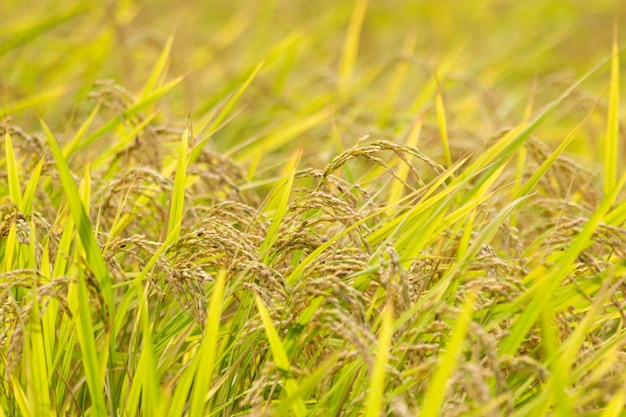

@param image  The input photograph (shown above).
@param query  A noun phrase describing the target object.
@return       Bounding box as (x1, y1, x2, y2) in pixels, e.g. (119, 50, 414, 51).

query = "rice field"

(1, 1, 626, 416)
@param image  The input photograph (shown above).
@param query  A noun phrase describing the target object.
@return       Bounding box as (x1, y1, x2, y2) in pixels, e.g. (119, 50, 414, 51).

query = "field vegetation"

(1, 0, 626, 415)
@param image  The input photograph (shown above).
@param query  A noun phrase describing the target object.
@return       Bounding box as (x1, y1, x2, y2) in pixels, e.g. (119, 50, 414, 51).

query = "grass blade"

(130, 258, 161, 417)
(1, 223, 17, 273)
(208, 59, 264, 133)
(259, 148, 301, 262)
(41, 120, 114, 311)
(25, 293, 54, 416)
(254, 295, 307, 417)
(140, 33, 175, 100)
(5, 127, 23, 209)
(61, 102, 101, 158)
(4, 86, 67, 115)
(230, 107, 332, 162)
(272, 353, 340, 415)
(385, 114, 424, 213)
(9, 376, 29, 417)
(339, 0, 368, 96)
(166, 121, 190, 242)
(74, 270, 107, 416)
(435, 74, 452, 167)
(0, 5, 87, 56)
(364, 305, 394, 417)
(378, 30, 417, 126)
(41, 120, 114, 415)
(421, 290, 477, 417)
(189, 270, 227, 417)
(603, 28, 620, 196)
(20, 157, 43, 215)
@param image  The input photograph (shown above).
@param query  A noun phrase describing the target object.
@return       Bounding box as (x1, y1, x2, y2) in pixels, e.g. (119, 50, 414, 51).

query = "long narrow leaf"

(603, 29, 620, 196)
(435, 75, 452, 167)
(364, 305, 394, 417)
(189, 270, 227, 417)
(5, 128, 22, 208)
(421, 290, 477, 417)
(41, 120, 114, 310)
(259, 148, 301, 262)
(166, 122, 190, 242)
(339, 0, 368, 96)
(254, 295, 307, 417)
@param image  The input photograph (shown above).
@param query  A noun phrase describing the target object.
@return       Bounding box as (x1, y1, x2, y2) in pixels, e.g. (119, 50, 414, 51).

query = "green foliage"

(0, 0, 625, 416)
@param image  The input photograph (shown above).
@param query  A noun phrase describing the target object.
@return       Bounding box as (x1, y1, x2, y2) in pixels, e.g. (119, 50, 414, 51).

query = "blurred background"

(1, 0, 624, 168)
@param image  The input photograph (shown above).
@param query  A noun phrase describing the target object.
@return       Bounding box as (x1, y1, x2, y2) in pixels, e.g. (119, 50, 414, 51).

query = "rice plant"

(1, 1, 625, 416)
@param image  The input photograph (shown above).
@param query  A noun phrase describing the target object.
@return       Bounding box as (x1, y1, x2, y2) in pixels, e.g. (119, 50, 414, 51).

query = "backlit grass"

(1, 1, 626, 416)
